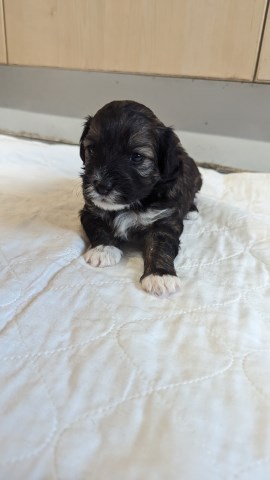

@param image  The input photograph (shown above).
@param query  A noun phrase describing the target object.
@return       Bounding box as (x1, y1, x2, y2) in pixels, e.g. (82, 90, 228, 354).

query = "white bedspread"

(1, 134, 270, 480)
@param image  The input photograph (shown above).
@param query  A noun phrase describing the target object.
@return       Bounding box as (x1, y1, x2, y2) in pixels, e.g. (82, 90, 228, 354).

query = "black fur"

(79, 100, 202, 293)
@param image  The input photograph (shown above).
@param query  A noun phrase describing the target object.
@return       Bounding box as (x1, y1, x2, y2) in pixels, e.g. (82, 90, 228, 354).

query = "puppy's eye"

(130, 152, 144, 162)
(87, 145, 95, 155)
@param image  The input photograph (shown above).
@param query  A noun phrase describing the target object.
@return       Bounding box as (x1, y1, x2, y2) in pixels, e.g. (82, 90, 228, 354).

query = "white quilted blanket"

(1, 134, 270, 480)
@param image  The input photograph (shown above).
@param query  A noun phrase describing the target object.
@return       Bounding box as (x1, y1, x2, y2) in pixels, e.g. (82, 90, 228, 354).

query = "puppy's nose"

(93, 180, 113, 196)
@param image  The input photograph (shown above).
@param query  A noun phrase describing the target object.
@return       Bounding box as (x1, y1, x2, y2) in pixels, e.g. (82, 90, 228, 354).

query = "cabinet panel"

(4, 0, 268, 80)
(0, 0, 6, 63)
(256, 5, 270, 81)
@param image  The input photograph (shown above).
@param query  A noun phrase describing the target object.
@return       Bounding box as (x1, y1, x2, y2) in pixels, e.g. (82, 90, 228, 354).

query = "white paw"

(141, 274, 181, 297)
(84, 245, 123, 268)
(187, 210, 199, 221)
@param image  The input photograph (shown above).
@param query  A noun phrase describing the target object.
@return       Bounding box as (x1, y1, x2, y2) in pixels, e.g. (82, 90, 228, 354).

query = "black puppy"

(80, 100, 202, 296)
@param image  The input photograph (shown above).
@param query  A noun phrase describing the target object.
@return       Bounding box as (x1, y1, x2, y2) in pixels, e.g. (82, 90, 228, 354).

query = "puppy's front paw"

(84, 245, 123, 268)
(141, 274, 181, 297)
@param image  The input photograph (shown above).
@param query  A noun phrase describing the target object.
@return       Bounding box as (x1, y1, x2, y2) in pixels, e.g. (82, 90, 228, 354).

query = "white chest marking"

(113, 208, 173, 240)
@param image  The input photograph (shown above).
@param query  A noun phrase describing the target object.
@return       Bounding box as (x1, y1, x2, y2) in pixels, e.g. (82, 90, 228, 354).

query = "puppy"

(79, 100, 202, 296)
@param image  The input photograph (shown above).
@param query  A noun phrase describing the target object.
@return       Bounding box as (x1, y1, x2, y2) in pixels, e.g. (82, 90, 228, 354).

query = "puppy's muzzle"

(93, 179, 113, 196)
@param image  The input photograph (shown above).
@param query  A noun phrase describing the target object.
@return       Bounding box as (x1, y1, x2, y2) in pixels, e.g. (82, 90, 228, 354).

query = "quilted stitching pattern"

(0, 135, 270, 480)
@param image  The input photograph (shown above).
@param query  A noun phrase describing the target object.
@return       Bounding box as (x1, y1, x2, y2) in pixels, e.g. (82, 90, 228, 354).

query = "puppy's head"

(80, 100, 182, 211)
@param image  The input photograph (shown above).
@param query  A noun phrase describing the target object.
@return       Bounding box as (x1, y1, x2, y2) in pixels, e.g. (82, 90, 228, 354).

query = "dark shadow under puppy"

(79, 100, 202, 296)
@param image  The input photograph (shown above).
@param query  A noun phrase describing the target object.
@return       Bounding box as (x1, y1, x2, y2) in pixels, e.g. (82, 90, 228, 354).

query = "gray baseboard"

(0, 66, 270, 171)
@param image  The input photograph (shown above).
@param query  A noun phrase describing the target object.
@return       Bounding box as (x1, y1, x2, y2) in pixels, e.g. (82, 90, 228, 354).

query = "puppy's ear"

(157, 127, 183, 182)
(80, 116, 92, 163)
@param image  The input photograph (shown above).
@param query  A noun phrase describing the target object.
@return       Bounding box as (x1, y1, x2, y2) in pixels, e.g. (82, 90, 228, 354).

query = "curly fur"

(79, 100, 202, 296)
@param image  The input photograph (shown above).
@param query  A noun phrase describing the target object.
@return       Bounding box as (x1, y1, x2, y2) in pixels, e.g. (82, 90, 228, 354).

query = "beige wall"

(257, 5, 270, 81)
(3, 0, 268, 81)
